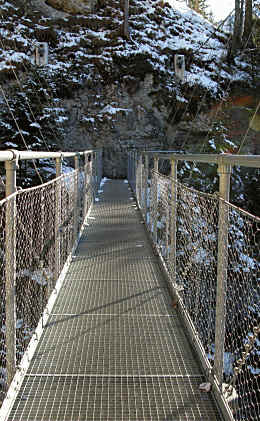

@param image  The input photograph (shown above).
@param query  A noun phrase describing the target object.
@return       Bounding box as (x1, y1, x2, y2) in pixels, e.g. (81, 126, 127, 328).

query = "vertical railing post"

(54, 157, 61, 283)
(96, 151, 99, 186)
(73, 155, 79, 242)
(92, 152, 96, 200)
(214, 159, 232, 386)
(137, 153, 142, 207)
(88, 152, 93, 204)
(131, 151, 134, 190)
(135, 150, 138, 194)
(170, 159, 177, 283)
(127, 151, 130, 182)
(144, 154, 149, 224)
(98, 149, 102, 185)
(83, 153, 88, 221)
(5, 159, 17, 387)
(153, 156, 159, 244)
(140, 154, 143, 208)
(165, 190, 169, 259)
(88, 153, 93, 209)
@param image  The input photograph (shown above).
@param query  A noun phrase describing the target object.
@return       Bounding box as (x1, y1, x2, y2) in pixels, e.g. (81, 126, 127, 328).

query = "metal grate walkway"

(7, 180, 222, 420)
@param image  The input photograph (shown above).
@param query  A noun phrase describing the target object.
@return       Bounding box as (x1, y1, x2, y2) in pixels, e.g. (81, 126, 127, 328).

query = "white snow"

(30, 122, 41, 129)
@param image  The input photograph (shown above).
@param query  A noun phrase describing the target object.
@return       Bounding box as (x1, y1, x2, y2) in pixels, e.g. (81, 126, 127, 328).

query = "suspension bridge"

(0, 149, 259, 421)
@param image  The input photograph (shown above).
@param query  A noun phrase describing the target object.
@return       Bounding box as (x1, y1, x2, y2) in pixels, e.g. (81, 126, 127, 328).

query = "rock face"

(31, 0, 69, 17)
(45, 0, 95, 14)
(59, 74, 168, 177)
(0, 0, 259, 180)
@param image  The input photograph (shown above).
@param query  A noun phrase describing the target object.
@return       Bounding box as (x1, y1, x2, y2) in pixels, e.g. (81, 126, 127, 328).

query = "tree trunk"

(120, 0, 129, 39)
(239, 0, 244, 39)
(243, 0, 254, 47)
(231, 0, 243, 55)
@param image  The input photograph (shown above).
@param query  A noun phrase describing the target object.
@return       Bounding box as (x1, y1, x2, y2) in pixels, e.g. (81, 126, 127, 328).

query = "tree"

(231, 0, 243, 55)
(120, 0, 130, 39)
(243, 0, 254, 47)
(230, 0, 255, 57)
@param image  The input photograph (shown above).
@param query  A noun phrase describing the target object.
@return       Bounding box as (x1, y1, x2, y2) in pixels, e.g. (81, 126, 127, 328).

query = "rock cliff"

(0, 0, 259, 179)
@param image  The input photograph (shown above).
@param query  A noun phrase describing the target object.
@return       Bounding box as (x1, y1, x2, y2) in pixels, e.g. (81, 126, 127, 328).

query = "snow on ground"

(0, 0, 252, 102)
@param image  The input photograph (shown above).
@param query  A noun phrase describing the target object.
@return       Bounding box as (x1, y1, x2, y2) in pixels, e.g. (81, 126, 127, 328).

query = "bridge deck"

(7, 180, 222, 420)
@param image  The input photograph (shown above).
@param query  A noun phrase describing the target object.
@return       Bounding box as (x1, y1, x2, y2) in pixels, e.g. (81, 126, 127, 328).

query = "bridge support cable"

(130, 151, 260, 421)
(0, 149, 102, 405)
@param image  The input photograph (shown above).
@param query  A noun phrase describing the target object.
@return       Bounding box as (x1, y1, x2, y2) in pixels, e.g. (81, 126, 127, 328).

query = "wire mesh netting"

(223, 203, 260, 421)
(130, 151, 260, 421)
(149, 170, 219, 359)
(0, 152, 102, 401)
(0, 202, 6, 399)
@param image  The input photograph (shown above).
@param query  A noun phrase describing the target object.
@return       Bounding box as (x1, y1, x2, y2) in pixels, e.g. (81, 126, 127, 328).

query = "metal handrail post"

(135, 150, 138, 193)
(128, 152, 130, 186)
(144, 155, 149, 224)
(92, 152, 96, 200)
(88, 153, 93, 209)
(137, 153, 142, 208)
(96, 151, 100, 190)
(127, 152, 130, 182)
(99, 150, 103, 185)
(83, 153, 88, 220)
(131, 151, 134, 190)
(165, 192, 169, 260)
(132, 151, 134, 189)
(153, 156, 159, 244)
(73, 155, 79, 242)
(170, 159, 177, 283)
(54, 158, 62, 283)
(5, 159, 17, 387)
(214, 162, 232, 385)
(95, 151, 98, 188)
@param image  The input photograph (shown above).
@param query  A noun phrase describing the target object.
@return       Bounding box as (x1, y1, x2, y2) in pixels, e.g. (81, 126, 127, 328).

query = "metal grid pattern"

(27, 314, 201, 376)
(0, 154, 101, 399)
(4, 179, 222, 421)
(65, 258, 164, 281)
(51, 279, 172, 315)
(8, 376, 221, 421)
(74, 239, 154, 259)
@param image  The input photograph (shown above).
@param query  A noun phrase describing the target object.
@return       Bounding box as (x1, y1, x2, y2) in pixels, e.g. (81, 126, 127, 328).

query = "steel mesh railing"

(148, 170, 219, 356)
(0, 202, 6, 396)
(175, 177, 218, 354)
(0, 151, 102, 399)
(223, 203, 260, 421)
(129, 150, 260, 421)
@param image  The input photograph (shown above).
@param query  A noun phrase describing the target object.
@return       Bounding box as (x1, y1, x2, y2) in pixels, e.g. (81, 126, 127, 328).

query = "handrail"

(0, 149, 102, 198)
(143, 152, 260, 168)
(0, 149, 99, 162)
